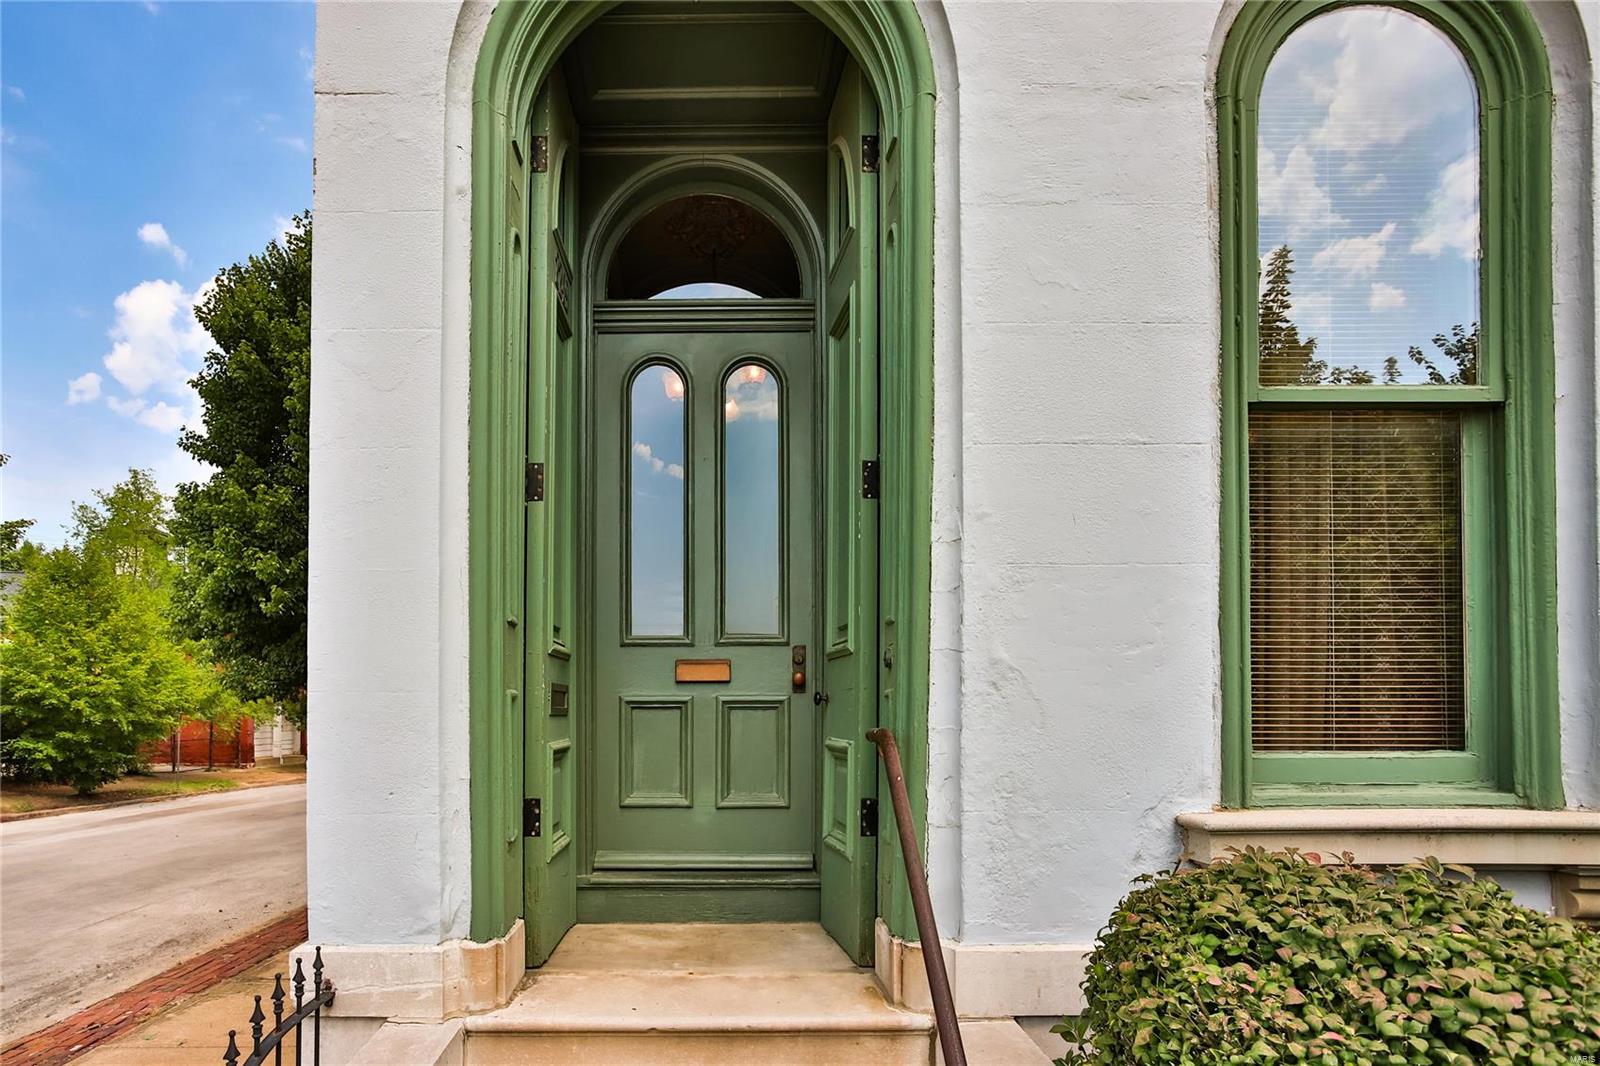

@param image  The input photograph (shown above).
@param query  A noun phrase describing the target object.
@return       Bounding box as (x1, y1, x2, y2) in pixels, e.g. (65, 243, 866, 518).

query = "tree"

(171, 214, 310, 716)
(0, 454, 40, 572)
(0, 548, 196, 793)
(0, 470, 218, 792)
(71, 467, 173, 589)
(1257, 245, 1327, 386)
(1402, 323, 1479, 385)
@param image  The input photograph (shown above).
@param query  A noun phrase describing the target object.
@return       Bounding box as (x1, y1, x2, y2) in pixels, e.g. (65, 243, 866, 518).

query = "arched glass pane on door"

(722, 362, 782, 637)
(628, 363, 688, 639)
(608, 195, 802, 300)
(1257, 7, 1479, 386)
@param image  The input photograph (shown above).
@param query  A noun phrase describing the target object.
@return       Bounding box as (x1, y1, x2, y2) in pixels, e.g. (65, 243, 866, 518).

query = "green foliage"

(171, 213, 310, 710)
(0, 469, 233, 794)
(1057, 849, 1600, 1065)
(0, 549, 193, 793)
(0, 453, 41, 572)
(71, 468, 174, 590)
(1258, 246, 1328, 386)
(1258, 245, 1478, 387)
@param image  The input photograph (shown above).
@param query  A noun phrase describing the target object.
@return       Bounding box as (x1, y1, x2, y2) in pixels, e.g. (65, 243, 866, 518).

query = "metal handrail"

(867, 727, 966, 1066)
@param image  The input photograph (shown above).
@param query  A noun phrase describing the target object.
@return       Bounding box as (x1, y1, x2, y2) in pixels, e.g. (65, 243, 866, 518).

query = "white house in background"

(253, 713, 304, 764)
(306, 1, 1600, 1061)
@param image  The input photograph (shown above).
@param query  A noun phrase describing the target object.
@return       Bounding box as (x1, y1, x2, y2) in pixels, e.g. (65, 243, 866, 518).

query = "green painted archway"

(467, 0, 940, 947)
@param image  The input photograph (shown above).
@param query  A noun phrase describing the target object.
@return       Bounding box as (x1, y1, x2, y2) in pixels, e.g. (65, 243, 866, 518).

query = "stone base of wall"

(292, 919, 524, 1026)
(872, 919, 1090, 1019)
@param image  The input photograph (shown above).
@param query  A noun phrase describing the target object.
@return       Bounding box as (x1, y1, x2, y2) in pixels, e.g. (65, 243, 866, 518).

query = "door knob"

(792, 645, 807, 692)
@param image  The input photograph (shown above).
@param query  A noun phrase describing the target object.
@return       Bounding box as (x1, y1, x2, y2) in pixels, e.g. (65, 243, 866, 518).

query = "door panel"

(819, 59, 881, 964)
(592, 329, 816, 880)
(523, 69, 579, 966)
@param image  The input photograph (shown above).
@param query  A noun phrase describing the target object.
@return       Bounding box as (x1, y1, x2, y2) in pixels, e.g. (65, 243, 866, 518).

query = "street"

(0, 783, 306, 1044)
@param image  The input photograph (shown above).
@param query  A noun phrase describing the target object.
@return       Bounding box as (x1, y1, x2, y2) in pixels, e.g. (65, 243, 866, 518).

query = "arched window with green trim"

(1217, 1, 1561, 808)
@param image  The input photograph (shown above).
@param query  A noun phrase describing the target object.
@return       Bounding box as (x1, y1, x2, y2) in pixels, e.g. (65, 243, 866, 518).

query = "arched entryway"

(467, 0, 937, 968)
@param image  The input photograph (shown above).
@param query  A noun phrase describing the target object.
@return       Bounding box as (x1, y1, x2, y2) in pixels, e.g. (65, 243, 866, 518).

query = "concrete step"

(945, 1019, 1057, 1065)
(461, 923, 934, 1065)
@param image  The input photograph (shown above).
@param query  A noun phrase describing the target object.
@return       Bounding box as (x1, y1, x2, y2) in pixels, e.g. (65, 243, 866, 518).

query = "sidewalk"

(0, 910, 307, 1066)
(1, 763, 306, 821)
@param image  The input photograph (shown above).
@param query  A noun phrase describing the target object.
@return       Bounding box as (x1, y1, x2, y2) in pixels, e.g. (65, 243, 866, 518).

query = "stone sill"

(1176, 808, 1600, 868)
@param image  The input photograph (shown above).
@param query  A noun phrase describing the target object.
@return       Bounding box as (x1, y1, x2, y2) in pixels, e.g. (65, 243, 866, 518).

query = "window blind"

(1248, 409, 1465, 751)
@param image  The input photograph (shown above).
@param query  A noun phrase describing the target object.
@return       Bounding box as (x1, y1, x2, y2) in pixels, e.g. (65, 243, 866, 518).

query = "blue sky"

(2, 0, 313, 546)
(1258, 7, 1480, 384)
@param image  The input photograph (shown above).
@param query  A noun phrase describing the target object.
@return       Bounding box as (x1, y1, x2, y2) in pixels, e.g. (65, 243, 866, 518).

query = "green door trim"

(468, 1, 938, 945)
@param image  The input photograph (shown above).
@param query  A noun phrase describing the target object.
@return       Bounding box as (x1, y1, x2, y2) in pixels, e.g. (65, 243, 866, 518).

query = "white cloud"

(273, 215, 297, 243)
(105, 396, 192, 434)
(1369, 282, 1408, 311)
(5, 85, 23, 102)
(1311, 221, 1396, 279)
(275, 135, 309, 154)
(1307, 8, 1474, 155)
(1259, 144, 1344, 239)
(100, 279, 211, 396)
(631, 440, 684, 479)
(1411, 151, 1479, 260)
(88, 278, 212, 436)
(137, 401, 187, 434)
(66, 371, 103, 404)
(137, 222, 189, 267)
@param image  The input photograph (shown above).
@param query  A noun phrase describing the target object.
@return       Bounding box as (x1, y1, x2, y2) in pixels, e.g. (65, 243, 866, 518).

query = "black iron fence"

(223, 947, 335, 1066)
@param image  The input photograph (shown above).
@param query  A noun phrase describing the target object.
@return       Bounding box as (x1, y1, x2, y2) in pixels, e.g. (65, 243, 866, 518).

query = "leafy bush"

(1056, 849, 1600, 1065)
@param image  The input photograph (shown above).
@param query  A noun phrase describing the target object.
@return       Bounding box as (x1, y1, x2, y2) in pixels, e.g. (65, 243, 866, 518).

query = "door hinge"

(860, 797, 879, 837)
(525, 461, 545, 503)
(531, 135, 549, 173)
(861, 135, 880, 173)
(524, 797, 542, 838)
(860, 459, 880, 500)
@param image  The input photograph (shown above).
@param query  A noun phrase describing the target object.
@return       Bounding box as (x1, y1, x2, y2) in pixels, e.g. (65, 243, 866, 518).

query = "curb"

(0, 908, 309, 1066)
(0, 777, 307, 823)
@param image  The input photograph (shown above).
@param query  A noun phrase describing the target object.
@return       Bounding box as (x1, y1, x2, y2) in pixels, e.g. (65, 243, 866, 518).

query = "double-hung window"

(1218, 2, 1560, 807)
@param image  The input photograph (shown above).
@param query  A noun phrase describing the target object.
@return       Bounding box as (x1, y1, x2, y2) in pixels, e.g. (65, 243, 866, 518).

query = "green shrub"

(1056, 849, 1600, 1065)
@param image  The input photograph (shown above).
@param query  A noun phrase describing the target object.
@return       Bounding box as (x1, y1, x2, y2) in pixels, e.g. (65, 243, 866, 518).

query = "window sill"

(1176, 808, 1600, 868)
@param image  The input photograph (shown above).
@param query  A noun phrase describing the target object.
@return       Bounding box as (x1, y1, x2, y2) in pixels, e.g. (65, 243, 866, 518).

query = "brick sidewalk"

(1, 909, 307, 1066)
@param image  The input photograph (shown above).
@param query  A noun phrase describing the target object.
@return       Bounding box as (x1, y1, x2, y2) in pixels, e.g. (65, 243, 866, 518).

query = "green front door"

(588, 320, 818, 919)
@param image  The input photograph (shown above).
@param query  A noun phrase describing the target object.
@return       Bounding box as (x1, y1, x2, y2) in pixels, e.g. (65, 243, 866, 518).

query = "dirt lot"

(0, 760, 306, 819)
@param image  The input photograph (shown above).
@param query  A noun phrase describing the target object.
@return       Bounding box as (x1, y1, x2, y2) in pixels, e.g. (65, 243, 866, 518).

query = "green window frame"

(1217, 0, 1562, 808)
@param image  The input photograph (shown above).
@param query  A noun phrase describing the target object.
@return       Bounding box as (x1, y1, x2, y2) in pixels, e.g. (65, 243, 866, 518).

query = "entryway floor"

(463, 922, 933, 1064)
(539, 921, 861, 975)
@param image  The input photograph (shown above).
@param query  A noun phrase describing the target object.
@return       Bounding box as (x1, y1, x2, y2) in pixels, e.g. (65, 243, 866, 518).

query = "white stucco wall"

(308, 0, 1600, 957)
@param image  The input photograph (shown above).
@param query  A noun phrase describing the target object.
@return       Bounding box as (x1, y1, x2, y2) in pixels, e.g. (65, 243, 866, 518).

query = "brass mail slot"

(675, 659, 732, 683)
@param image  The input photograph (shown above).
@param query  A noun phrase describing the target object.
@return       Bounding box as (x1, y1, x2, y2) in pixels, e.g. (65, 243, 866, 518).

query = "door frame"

(467, 0, 938, 950)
